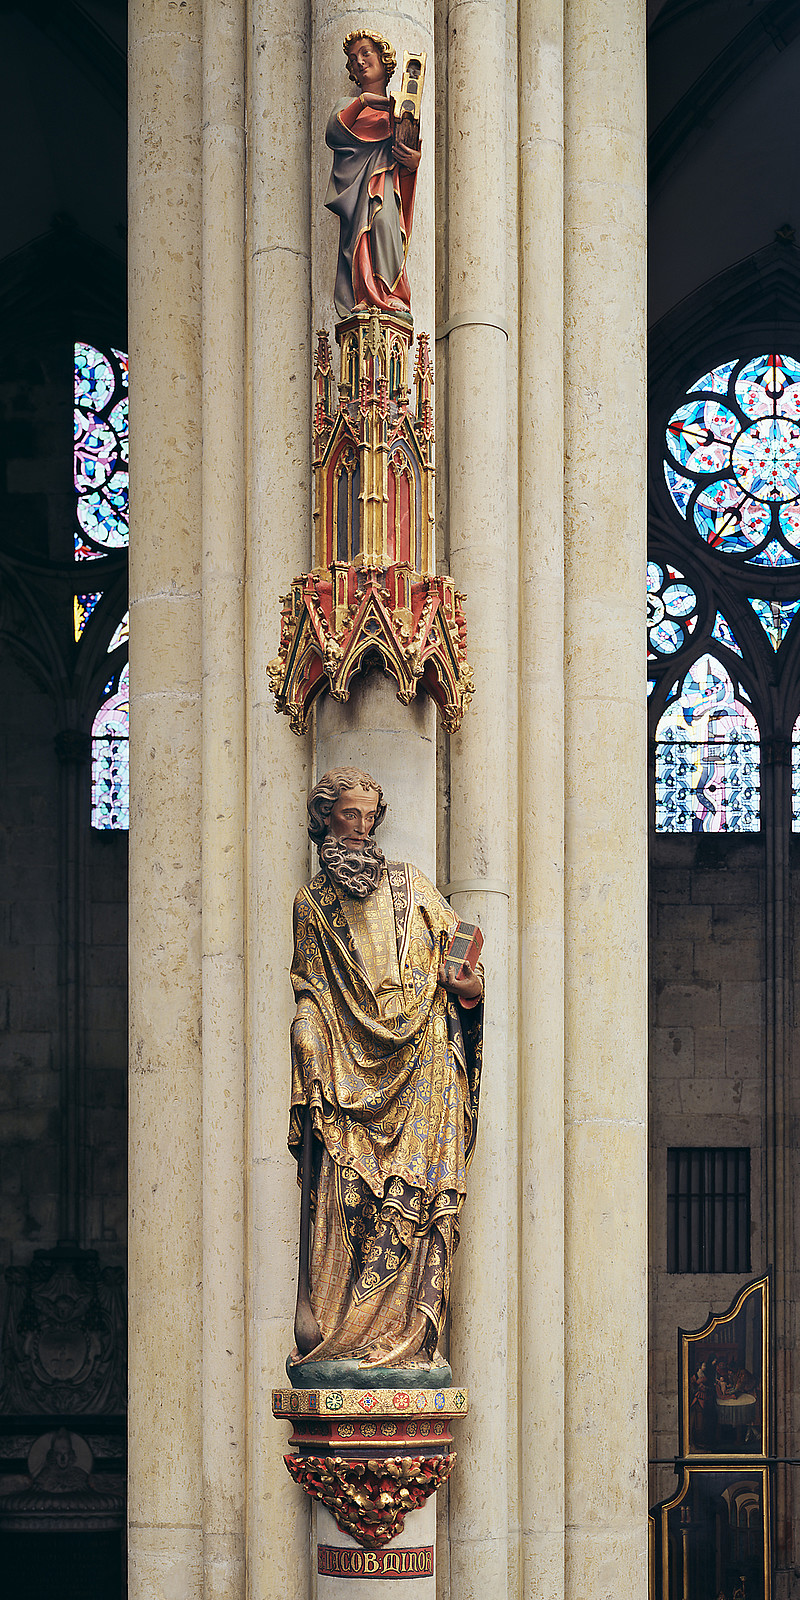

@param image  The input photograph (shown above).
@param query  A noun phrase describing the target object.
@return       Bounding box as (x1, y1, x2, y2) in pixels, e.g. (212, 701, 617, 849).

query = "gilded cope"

(288, 769, 483, 1372)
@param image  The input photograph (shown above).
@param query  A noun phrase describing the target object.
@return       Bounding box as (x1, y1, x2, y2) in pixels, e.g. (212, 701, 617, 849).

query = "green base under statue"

(286, 1355, 453, 1390)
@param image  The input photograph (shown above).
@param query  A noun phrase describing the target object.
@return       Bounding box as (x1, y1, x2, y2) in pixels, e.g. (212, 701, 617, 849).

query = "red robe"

(325, 96, 418, 319)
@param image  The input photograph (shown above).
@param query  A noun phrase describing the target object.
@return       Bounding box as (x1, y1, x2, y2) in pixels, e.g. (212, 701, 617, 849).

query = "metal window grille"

(667, 1147, 751, 1273)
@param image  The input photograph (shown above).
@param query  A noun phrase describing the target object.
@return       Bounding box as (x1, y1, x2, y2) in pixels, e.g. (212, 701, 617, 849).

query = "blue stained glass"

(77, 476, 129, 547)
(666, 400, 738, 474)
(746, 538, 798, 568)
(75, 343, 115, 410)
(731, 417, 800, 502)
(647, 564, 697, 657)
(747, 597, 800, 651)
(74, 591, 102, 641)
(92, 663, 129, 830)
(693, 484, 768, 553)
(74, 412, 116, 470)
(664, 462, 694, 520)
(687, 360, 737, 396)
(92, 742, 129, 829)
(711, 612, 743, 658)
(663, 582, 695, 617)
(655, 653, 759, 833)
(74, 342, 128, 560)
(108, 398, 128, 457)
(778, 503, 800, 548)
(664, 352, 800, 564)
(651, 619, 683, 653)
(735, 353, 800, 422)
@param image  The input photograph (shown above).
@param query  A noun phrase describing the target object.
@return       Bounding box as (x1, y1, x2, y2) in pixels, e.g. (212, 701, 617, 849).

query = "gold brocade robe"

(289, 863, 483, 1368)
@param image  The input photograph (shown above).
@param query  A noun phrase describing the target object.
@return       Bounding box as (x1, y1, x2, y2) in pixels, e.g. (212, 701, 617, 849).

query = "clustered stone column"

(127, 0, 649, 1597)
(310, 0, 438, 872)
(244, 0, 312, 1592)
(442, 0, 514, 1591)
(563, 0, 648, 1588)
(128, 2, 204, 1595)
(200, 4, 247, 1597)
(518, 0, 566, 1591)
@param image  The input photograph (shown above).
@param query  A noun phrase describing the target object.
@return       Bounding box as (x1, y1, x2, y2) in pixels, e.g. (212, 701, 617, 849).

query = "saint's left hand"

(438, 958, 482, 1004)
(392, 138, 421, 171)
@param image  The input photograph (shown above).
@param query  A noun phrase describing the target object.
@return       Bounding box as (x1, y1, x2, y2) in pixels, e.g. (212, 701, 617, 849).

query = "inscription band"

(318, 1544, 434, 1579)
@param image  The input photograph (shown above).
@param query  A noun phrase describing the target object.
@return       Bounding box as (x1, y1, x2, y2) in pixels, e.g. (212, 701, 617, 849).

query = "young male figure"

(289, 768, 482, 1372)
(325, 32, 422, 318)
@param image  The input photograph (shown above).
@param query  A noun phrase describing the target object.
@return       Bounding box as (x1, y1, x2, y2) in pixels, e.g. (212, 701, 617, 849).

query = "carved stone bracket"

(267, 562, 475, 734)
(284, 1451, 455, 1548)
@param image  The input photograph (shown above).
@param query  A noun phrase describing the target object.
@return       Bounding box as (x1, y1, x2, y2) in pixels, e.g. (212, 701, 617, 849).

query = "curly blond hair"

(343, 30, 396, 86)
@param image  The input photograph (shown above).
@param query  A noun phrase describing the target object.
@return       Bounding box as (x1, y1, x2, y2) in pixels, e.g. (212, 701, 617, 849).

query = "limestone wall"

(648, 835, 766, 1510)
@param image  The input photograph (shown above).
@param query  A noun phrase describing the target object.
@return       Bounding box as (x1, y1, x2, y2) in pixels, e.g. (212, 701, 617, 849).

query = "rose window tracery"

(647, 562, 697, 658)
(664, 354, 800, 566)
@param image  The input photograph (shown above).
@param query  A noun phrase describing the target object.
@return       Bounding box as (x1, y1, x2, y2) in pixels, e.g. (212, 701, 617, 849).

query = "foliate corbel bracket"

(284, 1452, 456, 1549)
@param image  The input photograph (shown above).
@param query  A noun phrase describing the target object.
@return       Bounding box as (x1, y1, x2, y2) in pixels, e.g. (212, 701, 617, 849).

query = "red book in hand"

(442, 920, 484, 977)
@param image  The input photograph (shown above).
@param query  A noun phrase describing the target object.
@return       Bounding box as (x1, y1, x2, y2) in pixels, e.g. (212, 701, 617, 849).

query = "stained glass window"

(78, 336, 130, 828)
(74, 342, 129, 561)
(655, 654, 759, 833)
(92, 663, 129, 830)
(747, 596, 800, 651)
(710, 612, 743, 658)
(664, 354, 800, 566)
(647, 562, 697, 659)
(74, 591, 102, 641)
(107, 611, 129, 653)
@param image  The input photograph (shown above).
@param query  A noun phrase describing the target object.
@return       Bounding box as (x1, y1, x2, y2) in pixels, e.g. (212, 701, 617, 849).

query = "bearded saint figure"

(288, 768, 483, 1375)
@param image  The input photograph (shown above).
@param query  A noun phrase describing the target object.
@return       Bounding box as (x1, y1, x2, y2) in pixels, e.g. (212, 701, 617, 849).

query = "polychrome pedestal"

(273, 1386, 469, 1592)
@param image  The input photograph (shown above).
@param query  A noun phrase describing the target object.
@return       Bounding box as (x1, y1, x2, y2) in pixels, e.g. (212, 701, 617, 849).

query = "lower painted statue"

(287, 767, 483, 1381)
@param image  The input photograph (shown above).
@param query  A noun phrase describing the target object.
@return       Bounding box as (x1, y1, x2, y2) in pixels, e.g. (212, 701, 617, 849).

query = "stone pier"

(127, 2, 648, 1596)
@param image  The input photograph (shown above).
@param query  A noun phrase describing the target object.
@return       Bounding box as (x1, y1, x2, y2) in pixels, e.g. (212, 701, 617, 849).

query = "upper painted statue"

(326, 32, 422, 320)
